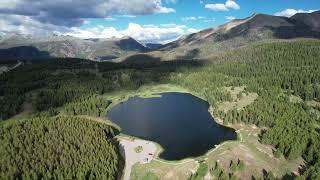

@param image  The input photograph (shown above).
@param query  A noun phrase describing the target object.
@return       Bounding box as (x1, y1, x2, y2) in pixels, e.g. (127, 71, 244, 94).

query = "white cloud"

(155, 6, 175, 13)
(0, 0, 175, 27)
(274, 9, 317, 17)
(160, 23, 178, 27)
(182, 16, 205, 21)
(0, 0, 178, 41)
(65, 23, 199, 44)
(182, 16, 197, 21)
(0, 14, 68, 35)
(116, 15, 137, 18)
(205, 0, 240, 11)
(0, 14, 196, 44)
(143, 24, 158, 28)
(226, 16, 236, 21)
(104, 17, 116, 21)
(0, 0, 21, 9)
(225, 0, 240, 10)
(205, 4, 228, 11)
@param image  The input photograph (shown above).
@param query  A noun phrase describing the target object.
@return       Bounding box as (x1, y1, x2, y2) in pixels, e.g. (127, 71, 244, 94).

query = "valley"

(1, 39, 319, 179)
(0, 6, 320, 180)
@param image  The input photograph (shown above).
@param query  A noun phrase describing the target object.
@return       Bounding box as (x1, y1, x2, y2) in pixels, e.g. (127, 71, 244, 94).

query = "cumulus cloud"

(65, 23, 199, 44)
(205, 0, 240, 11)
(0, 17, 197, 43)
(0, 0, 175, 27)
(0, 14, 68, 35)
(0, 0, 179, 43)
(274, 9, 317, 17)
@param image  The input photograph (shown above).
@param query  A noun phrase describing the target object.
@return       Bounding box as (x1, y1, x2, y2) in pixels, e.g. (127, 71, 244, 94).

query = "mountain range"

(0, 10, 319, 62)
(0, 35, 149, 61)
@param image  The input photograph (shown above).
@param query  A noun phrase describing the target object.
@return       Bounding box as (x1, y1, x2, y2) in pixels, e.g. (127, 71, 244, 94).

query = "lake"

(107, 92, 237, 160)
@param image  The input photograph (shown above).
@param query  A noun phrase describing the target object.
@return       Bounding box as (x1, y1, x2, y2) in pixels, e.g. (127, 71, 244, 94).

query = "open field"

(130, 122, 304, 180)
(218, 86, 258, 113)
(131, 157, 198, 180)
(206, 124, 304, 179)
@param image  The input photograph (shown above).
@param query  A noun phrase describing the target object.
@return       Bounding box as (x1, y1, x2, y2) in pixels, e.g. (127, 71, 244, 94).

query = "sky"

(0, 0, 319, 44)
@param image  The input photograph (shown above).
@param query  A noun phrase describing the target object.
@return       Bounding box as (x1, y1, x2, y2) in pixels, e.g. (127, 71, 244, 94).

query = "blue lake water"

(108, 92, 237, 160)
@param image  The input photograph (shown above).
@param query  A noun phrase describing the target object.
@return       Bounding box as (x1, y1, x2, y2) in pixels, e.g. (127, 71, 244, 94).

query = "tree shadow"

(0, 46, 50, 61)
(122, 54, 161, 65)
(120, 53, 205, 69)
(268, 25, 320, 39)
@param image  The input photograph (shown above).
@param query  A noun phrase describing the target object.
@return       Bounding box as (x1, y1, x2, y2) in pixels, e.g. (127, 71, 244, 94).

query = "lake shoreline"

(106, 84, 237, 161)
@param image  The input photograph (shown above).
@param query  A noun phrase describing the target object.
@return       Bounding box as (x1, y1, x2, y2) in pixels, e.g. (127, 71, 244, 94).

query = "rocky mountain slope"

(0, 11, 319, 62)
(0, 35, 148, 61)
(146, 11, 320, 61)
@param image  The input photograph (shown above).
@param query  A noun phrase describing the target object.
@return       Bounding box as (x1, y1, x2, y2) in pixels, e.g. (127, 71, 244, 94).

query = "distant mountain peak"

(0, 34, 148, 61)
(1, 11, 319, 62)
(291, 10, 320, 32)
(156, 11, 320, 61)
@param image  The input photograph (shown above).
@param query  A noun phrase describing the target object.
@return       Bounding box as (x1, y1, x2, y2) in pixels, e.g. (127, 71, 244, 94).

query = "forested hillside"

(0, 39, 319, 179)
(171, 40, 320, 179)
(0, 116, 121, 179)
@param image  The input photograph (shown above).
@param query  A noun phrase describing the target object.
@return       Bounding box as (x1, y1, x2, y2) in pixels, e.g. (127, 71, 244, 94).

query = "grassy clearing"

(130, 122, 303, 180)
(307, 100, 320, 108)
(289, 95, 320, 119)
(131, 159, 198, 180)
(141, 172, 159, 180)
(0, 61, 22, 75)
(12, 91, 37, 119)
(218, 86, 258, 112)
(104, 84, 190, 114)
(0, 66, 9, 74)
(289, 95, 304, 104)
(289, 95, 320, 108)
(206, 124, 304, 179)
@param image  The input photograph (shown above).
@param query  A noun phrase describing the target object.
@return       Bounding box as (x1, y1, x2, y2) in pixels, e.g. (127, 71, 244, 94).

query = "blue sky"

(83, 0, 320, 30)
(0, 0, 319, 43)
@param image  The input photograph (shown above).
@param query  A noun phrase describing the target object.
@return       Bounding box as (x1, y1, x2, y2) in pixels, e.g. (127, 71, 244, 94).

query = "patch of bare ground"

(219, 86, 258, 113)
(13, 92, 36, 118)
